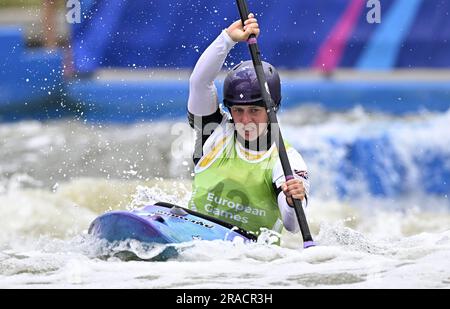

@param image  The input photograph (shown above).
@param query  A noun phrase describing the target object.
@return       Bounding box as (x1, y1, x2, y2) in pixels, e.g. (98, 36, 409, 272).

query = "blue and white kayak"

(88, 202, 256, 244)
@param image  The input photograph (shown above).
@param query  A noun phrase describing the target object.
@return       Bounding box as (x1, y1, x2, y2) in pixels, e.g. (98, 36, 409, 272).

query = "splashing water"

(0, 107, 449, 288)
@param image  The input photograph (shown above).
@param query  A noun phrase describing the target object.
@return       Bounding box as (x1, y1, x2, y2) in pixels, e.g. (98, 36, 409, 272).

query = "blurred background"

(0, 0, 449, 288)
(1, 0, 448, 196)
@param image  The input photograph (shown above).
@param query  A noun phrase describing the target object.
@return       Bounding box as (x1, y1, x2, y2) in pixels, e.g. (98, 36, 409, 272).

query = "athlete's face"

(230, 105, 268, 141)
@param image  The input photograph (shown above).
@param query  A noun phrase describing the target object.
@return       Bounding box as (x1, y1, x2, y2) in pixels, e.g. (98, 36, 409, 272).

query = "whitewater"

(0, 106, 449, 288)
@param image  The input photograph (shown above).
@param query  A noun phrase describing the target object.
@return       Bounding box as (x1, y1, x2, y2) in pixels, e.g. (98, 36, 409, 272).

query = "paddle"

(235, 0, 315, 248)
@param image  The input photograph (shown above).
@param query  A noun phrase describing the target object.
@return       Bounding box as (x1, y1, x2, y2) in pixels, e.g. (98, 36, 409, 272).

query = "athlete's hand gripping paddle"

(235, 0, 315, 248)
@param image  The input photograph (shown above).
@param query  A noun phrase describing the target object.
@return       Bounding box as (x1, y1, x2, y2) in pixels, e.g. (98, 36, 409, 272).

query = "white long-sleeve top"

(188, 30, 236, 116)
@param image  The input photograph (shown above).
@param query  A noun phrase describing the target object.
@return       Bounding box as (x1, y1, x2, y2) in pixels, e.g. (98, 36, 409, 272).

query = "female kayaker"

(187, 13, 310, 237)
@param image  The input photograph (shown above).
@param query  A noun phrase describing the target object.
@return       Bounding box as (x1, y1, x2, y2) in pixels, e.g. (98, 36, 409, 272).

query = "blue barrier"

(282, 80, 450, 114)
(72, 0, 450, 72)
(0, 27, 64, 121)
(67, 79, 189, 122)
(1, 24, 449, 122)
(65, 78, 450, 123)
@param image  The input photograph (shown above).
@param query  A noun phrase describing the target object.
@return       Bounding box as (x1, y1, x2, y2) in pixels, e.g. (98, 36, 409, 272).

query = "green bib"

(189, 134, 283, 235)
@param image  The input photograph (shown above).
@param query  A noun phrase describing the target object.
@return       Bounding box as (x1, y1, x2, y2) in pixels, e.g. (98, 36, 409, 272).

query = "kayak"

(88, 202, 256, 245)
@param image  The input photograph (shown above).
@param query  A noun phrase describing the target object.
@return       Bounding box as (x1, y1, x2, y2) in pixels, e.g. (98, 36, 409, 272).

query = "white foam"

(0, 110, 449, 288)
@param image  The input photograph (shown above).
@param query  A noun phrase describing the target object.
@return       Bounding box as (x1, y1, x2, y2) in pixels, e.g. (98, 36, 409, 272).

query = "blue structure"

(0, 27, 64, 121)
(2, 0, 450, 122)
(72, 0, 450, 73)
(66, 78, 450, 123)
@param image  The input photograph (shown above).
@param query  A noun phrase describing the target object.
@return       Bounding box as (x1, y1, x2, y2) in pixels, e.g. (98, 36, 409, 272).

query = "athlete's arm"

(187, 30, 235, 164)
(188, 13, 259, 117)
(188, 30, 236, 118)
(273, 148, 310, 233)
(188, 15, 260, 164)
